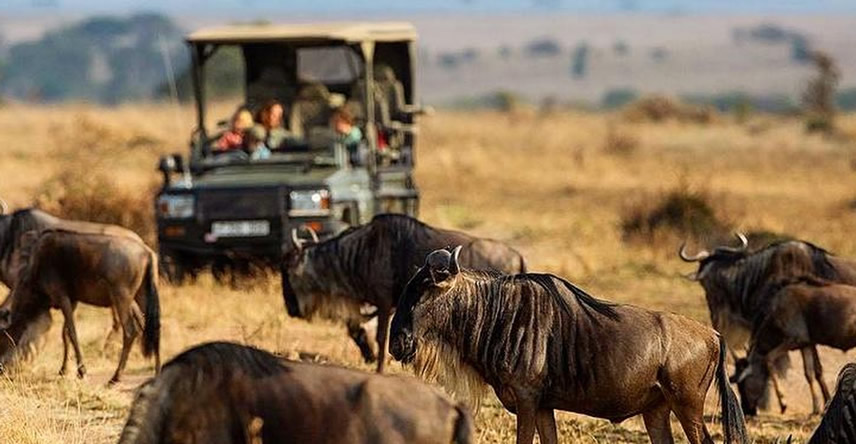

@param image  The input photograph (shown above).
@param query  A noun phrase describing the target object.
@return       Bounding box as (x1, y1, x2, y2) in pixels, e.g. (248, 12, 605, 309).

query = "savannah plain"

(1, 102, 856, 443)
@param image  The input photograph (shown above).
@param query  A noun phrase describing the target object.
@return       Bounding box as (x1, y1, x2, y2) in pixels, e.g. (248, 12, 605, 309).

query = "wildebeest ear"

(449, 245, 462, 275)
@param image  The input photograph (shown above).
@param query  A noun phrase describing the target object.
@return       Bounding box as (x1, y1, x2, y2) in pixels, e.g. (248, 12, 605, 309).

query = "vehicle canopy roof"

(186, 21, 418, 45)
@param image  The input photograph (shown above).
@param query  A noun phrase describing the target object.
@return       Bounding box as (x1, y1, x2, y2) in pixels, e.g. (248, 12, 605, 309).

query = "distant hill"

(0, 13, 185, 103)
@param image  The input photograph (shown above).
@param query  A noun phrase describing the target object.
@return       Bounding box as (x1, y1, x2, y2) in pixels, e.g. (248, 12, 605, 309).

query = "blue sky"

(5, 0, 856, 14)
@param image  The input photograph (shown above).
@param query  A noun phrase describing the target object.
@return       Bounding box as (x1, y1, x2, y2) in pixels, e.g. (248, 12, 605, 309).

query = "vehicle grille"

(198, 189, 281, 220)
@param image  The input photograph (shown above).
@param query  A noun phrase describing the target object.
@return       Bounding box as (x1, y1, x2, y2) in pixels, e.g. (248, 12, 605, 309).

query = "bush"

(621, 187, 729, 245)
(525, 38, 562, 58)
(602, 123, 639, 156)
(622, 95, 717, 124)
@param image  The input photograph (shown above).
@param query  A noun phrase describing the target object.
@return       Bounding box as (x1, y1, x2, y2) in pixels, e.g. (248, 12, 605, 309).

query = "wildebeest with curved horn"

(282, 213, 526, 373)
(807, 362, 856, 443)
(0, 228, 161, 383)
(732, 277, 856, 416)
(679, 233, 856, 412)
(118, 341, 473, 444)
(391, 247, 748, 444)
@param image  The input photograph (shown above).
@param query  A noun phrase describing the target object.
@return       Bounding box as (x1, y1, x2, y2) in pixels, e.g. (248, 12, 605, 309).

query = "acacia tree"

(802, 50, 840, 132)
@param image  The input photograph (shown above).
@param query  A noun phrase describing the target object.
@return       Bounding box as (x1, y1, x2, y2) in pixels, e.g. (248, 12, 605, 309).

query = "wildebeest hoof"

(107, 377, 120, 386)
(77, 365, 87, 379)
(780, 404, 788, 414)
(58, 367, 67, 376)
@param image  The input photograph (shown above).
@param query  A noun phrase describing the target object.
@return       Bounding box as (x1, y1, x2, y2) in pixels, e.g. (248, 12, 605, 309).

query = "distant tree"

(570, 43, 589, 79)
(650, 47, 668, 63)
(802, 51, 840, 133)
(748, 23, 791, 43)
(613, 40, 629, 56)
(526, 38, 562, 58)
(460, 48, 479, 62)
(497, 45, 513, 59)
(438, 53, 459, 69)
(601, 88, 638, 109)
(790, 36, 812, 64)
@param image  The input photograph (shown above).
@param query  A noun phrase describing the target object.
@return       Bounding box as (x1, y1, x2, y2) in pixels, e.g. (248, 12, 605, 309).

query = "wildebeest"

(732, 277, 856, 416)
(680, 233, 856, 412)
(679, 233, 856, 353)
(808, 362, 856, 443)
(118, 341, 472, 444)
(391, 247, 748, 444)
(0, 228, 161, 383)
(282, 213, 526, 373)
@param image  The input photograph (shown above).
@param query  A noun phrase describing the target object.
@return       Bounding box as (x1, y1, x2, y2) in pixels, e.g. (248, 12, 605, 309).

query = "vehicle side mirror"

(158, 153, 186, 187)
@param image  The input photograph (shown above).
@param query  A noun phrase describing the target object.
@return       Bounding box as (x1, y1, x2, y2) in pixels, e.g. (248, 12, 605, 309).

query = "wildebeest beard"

(402, 270, 619, 414)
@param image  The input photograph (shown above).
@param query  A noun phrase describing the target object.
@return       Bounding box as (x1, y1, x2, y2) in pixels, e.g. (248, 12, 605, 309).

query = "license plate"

(210, 220, 270, 238)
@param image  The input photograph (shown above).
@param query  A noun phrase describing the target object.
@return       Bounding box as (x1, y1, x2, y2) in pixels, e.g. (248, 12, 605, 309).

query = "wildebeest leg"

(766, 350, 788, 413)
(800, 347, 821, 415)
(57, 297, 86, 378)
(641, 402, 674, 444)
(59, 325, 70, 376)
(347, 320, 376, 364)
(375, 308, 390, 373)
(109, 298, 138, 385)
(812, 347, 831, 404)
(514, 401, 537, 444)
(672, 403, 709, 444)
(101, 309, 121, 353)
(534, 409, 558, 444)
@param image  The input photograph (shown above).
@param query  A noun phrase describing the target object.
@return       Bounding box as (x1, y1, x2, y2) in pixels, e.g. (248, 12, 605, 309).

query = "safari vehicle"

(155, 22, 424, 281)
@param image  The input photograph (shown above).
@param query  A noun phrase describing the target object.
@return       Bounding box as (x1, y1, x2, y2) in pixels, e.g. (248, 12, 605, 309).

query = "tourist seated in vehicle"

(254, 99, 291, 149)
(244, 125, 272, 161)
(214, 108, 254, 152)
(330, 106, 362, 151)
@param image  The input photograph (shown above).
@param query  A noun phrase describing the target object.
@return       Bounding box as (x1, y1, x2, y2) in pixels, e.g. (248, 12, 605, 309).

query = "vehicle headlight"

(157, 194, 195, 218)
(289, 189, 330, 216)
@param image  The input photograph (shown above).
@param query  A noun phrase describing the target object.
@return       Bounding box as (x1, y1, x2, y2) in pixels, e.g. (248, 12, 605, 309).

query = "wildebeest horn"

(449, 245, 462, 275)
(306, 227, 320, 243)
(291, 228, 305, 249)
(678, 242, 710, 262)
(0, 199, 7, 215)
(714, 232, 749, 254)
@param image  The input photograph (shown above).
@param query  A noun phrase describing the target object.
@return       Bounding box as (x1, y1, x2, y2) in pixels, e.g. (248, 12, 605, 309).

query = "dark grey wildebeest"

(118, 341, 472, 444)
(680, 233, 856, 413)
(391, 247, 748, 444)
(281, 213, 526, 373)
(808, 362, 856, 443)
(0, 228, 160, 383)
(732, 277, 856, 416)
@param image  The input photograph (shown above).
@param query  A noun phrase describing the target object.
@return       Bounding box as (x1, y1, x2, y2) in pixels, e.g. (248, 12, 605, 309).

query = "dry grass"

(2, 103, 856, 442)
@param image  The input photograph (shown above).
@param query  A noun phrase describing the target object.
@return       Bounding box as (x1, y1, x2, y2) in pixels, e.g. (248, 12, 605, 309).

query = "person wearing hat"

(244, 125, 272, 161)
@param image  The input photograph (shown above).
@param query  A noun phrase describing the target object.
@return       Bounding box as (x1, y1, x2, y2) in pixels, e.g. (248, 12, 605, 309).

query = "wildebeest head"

(281, 228, 321, 318)
(679, 232, 750, 283)
(730, 356, 767, 416)
(390, 246, 462, 365)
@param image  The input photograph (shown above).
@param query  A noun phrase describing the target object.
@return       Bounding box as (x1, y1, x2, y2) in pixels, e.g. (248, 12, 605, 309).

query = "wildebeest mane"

(166, 341, 289, 379)
(524, 273, 620, 321)
(809, 363, 856, 443)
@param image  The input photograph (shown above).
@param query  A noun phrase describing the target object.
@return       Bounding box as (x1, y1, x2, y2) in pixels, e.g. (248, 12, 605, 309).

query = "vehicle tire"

(159, 250, 188, 285)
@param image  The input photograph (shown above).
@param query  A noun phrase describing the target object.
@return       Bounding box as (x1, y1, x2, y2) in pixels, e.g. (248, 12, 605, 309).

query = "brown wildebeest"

(0, 207, 145, 346)
(118, 341, 473, 444)
(282, 213, 526, 373)
(732, 277, 856, 416)
(807, 362, 856, 443)
(390, 247, 748, 444)
(0, 228, 161, 383)
(680, 233, 856, 412)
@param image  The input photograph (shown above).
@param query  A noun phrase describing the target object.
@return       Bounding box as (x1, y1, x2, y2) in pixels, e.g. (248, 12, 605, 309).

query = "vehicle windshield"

(192, 42, 367, 169)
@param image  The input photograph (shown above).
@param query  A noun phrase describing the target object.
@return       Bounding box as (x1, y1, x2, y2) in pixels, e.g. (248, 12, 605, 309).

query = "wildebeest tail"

(716, 337, 749, 444)
(142, 256, 161, 361)
(808, 363, 856, 443)
(452, 403, 474, 444)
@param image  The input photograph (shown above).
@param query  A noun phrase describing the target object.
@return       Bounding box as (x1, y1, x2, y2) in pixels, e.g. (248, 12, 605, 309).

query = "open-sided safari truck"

(155, 22, 424, 281)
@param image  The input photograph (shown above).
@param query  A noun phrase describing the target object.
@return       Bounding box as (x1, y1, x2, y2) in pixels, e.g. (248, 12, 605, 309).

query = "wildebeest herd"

(3, 203, 856, 443)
